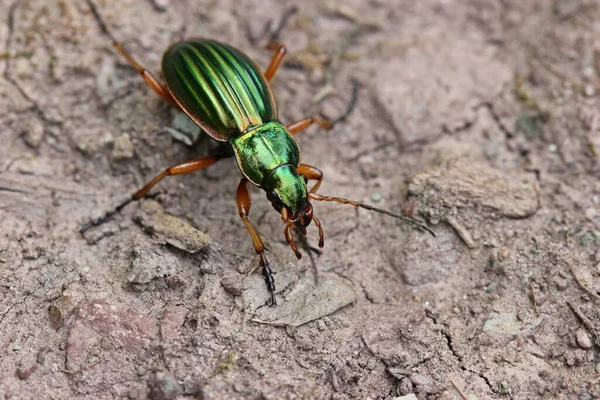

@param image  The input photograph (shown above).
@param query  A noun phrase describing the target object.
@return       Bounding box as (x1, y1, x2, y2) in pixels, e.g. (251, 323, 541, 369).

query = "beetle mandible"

(81, 1, 434, 305)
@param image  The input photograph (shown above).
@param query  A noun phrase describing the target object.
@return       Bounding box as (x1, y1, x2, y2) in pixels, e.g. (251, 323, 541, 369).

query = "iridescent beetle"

(81, 1, 434, 305)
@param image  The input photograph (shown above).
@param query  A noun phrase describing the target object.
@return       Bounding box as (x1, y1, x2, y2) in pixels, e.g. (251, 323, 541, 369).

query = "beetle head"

(263, 165, 313, 227)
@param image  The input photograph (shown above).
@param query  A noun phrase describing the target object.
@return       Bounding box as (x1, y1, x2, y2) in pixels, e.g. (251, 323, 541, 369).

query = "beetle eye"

(266, 190, 285, 212)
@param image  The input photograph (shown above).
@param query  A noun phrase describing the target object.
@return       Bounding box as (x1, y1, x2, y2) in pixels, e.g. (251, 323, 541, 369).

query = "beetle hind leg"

(86, 0, 180, 109)
(80, 156, 221, 234)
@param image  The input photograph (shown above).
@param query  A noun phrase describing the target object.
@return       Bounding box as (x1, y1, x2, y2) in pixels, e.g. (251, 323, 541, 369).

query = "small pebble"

(111, 133, 135, 160)
(585, 208, 597, 221)
(317, 319, 326, 331)
(220, 276, 243, 297)
(23, 119, 45, 148)
(16, 363, 37, 380)
(147, 371, 182, 400)
(576, 329, 592, 349)
(555, 279, 568, 291)
(584, 84, 595, 97)
(370, 192, 382, 203)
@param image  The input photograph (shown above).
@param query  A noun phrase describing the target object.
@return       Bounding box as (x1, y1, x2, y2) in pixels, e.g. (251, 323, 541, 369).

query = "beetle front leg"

(86, 0, 180, 109)
(236, 178, 277, 306)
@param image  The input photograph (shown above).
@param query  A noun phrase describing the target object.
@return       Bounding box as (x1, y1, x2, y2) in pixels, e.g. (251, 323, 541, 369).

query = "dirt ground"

(1, 0, 600, 399)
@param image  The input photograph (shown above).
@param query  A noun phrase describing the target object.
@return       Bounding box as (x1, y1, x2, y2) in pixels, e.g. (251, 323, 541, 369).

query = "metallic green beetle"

(82, 2, 434, 305)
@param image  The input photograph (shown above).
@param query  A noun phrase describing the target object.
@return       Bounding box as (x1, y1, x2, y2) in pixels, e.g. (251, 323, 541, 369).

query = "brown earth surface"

(1, 0, 600, 399)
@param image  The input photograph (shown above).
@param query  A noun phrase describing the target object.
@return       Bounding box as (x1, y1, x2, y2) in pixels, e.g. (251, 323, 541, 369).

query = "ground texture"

(1, 0, 600, 399)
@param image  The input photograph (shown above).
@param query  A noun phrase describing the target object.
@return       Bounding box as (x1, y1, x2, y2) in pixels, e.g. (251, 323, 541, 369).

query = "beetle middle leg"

(80, 156, 221, 233)
(86, 0, 180, 109)
(237, 178, 277, 306)
(286, 80, 361, 135)
(287, 118, 333, 134)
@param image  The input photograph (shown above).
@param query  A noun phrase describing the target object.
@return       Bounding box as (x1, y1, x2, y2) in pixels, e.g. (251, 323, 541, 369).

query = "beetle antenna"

(309, 193, 435, 237)
(86, 0, 117, 43)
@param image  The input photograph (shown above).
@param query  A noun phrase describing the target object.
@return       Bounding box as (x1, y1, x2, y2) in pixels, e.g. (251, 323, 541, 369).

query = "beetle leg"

(237, 178, 277, 306)
(297, 163, 323, 194)
(86, 0, 180, 109)
(264, 43, 287, 81)
(312, 215, 325, 248)
(284, 224, 302, 260)
(287, 117, 333, 134)
(80, 156, 221, 233)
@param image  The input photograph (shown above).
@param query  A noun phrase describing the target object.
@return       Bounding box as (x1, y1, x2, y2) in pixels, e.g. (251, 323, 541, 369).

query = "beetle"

(81, 1, 434, 305)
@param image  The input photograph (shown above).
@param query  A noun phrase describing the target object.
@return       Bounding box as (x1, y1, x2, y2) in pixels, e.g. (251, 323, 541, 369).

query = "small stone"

(555, 279, 568, 291)
(48, 304, 63, 330)
(585, 208, 597, 221)
(111, 133, 135, 160)
(152, 0, 170, 12)
(584, 84, 595, 97)
(16, 362, 37, 380)
(370, 192, 382, 203)
(576, 328, 593, 349)
(134, 200, 210, 254)
(148, 371, 182, 400)
(317, 319, 326, 331)
(36, 348, 49, 365)
(22, 119, 45, 148)
(167, 109, 201, 145)
(220, 275, 243, 297)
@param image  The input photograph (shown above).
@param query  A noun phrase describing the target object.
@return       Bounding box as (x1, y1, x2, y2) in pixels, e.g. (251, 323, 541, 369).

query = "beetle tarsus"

(330, 79, 360, 126)
(79, 196, 135, 234)
(260, 254, 277, 306)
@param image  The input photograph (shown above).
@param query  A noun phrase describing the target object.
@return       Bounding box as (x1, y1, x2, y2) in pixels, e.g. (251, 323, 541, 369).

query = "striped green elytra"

(162, 39, 277, 141)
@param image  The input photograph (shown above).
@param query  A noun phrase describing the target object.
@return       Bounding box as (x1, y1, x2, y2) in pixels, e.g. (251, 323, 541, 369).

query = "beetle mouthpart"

(284, 224, 302, 259)
(297, 203, 313, 227)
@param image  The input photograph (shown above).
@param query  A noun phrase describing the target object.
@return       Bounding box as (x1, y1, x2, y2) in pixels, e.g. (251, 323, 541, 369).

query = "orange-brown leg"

(80, 156, 221, 233)
(237, 178, 277, 305)
(284, 223, 302, 259)
(287, 117, 333, 135)
(297, 163, 323, 193)
(264, 43, 287, 81)
(86, 0, 180, 109)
